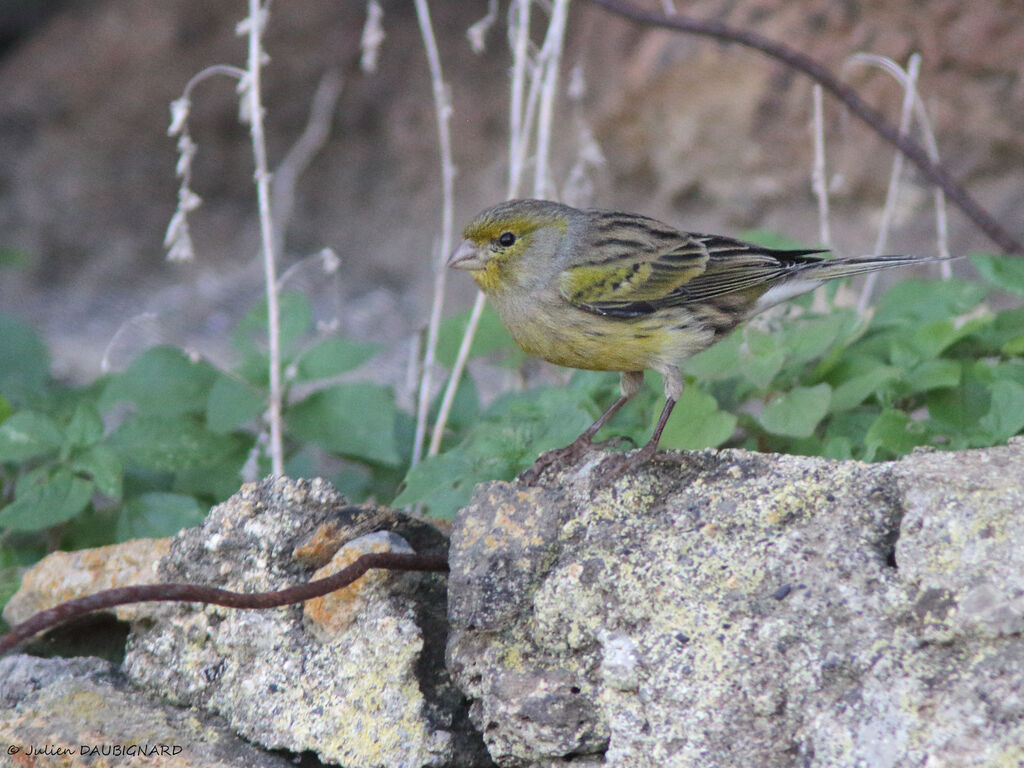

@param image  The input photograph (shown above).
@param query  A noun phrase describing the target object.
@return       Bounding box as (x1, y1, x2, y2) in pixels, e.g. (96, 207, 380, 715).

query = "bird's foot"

(592, 440, 660, 485)
(519, 436, 596, 485)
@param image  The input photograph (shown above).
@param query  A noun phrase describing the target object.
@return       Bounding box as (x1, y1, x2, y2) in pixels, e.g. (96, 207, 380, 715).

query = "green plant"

(0, 292, 403, 630)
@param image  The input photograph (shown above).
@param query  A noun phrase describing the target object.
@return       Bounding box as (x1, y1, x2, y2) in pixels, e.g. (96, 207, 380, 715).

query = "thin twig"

(810, 85, 832, 252)
(533, 0, 571, 198)
(243, 0, 284, 476)
(507, 0, 533, 197)
(428, 0, 537, 456)
(429, 292, 485, 455)
(846, 53, 952, 275)
(0, 552, 449, 656)
(586, 0, 1021, 255)
(413, 0, 457, 467)
(858, 54, 919, 312)
(271, 70, 344, 258)
(810, 85, 831, 314)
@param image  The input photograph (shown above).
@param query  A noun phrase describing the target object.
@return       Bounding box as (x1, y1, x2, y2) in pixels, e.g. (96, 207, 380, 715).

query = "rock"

(894, 444, 1024, 641)
(303, 530, 416, 640)
(446, 444, 1024, 767)
(0, 654, 296, 768)
(2, 537, 170, 626)
(122, 475, 488, 768)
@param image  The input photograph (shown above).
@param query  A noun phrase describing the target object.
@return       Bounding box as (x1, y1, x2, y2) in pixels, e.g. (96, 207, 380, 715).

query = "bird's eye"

(498, 231, 516, 247)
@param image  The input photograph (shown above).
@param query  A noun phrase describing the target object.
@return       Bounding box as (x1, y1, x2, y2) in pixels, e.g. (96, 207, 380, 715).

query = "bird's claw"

(519, 437, 659, 487)
(519, 438, 594, 485)
(591, 440, 659, 486)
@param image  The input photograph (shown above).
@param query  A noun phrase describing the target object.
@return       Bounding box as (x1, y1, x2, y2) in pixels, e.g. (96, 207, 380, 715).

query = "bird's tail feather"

(754, 254, 956, 313)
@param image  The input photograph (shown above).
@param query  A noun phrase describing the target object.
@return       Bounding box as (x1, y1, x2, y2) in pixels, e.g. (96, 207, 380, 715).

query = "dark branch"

(587, 0, 1022, 255)
(0, 551, 449, 656)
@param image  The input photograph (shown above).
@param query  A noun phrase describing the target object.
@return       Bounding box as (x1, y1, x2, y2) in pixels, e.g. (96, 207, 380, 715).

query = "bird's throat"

(471, 260, 505, 295)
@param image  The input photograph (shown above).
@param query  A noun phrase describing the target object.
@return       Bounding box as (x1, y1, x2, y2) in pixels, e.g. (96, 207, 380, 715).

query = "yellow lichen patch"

(2, 537, 171, 625)
(303, 538, 396, 638)
(292, 520, 347, 568)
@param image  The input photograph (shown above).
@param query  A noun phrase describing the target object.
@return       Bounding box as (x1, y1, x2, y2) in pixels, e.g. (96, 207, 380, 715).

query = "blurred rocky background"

(0, 0, 1020, 385)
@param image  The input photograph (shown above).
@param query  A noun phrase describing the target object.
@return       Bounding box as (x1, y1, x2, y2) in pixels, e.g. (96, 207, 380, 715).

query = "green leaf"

(864, 409, 930, 460)
(206, 374, 266, 434)
(0, 562, 23, 632)
(822, 436, 853, 460)
(659, 386, 737, 450)
(428, 372, 481, 450)
(892, 317, 991, 365)
(0, 410, 64, 461)
(978, 379, 1024, 443)
(903, 359, 961, 393)
(777, 311, 856, 366)
(1003, 334, 1024, 357)
(233, 291, 313, 363)
(686, 333, 742, 381)
(435, 303, 516, 368)
(0, 467, 94, 531)
(116, 492, 205, 541)
(71, 444, 124, 501)
(828, 364, 899, 412)
(970, 252, 1024, 297)
(173, 438, 253, 502)
(925, 363, 991, 439)
(872, 279, 986, 328)
(393, 449, 476, 519)
(0, 314, 50, 398)
(740, 327, 785, 389)
(758, 383, 832, 438)
(485, 387, 597, 459)
(396, 385, 600, 518)
(295, 337, 379, 381)
(108, 415, 242, 472)
(824, 409, 879, 456)
(737, 229, 818, 251)
(100, 346, 218, 417)
(0, 246, 32, 270)
(59, 506, 120, 551)
(287, 383, 401, 466)
(66, 401, 104, 448)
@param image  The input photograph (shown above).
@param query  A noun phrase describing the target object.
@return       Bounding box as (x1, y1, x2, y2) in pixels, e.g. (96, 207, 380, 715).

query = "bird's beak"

(447, 239, 486, 270)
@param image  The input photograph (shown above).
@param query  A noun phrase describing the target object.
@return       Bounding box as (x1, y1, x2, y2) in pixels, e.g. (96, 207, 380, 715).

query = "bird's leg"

(598, 367, 682, 480)
(520, 371, 643, 484)
(622, 395, 677, 467)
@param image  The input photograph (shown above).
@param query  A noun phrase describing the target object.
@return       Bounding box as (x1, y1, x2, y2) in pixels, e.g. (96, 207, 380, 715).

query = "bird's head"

(448, 199, 573, 294)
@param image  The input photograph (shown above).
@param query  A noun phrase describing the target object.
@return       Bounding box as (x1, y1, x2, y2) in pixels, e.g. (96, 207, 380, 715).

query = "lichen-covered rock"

(0, 654, 296, 768)
(2, 537, 170, 626)
(894, 445, 1024, 641)
(123, 476, 488, 768)
(446, 443, 1024, 767)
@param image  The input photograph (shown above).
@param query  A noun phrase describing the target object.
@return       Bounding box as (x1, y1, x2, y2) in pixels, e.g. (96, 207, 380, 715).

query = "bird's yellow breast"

(495, 298, 714, 373)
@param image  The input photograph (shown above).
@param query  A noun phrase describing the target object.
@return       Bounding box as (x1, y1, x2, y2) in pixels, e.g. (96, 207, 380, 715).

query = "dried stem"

(413, 0, 457, 466)
(507, 0, 533, 197)
(809, 85, 831, 313)
(242, 0, 284, 476)
(428, 292, 485, 455)
(428, 0, 540, 456)
(587, 0, 1021, 255)
(810, 85, 832, 251)
(533, 0, 571, 198)
(0, 552, 449, 656)
(845, 52, 952, 274)
(271, 70, 344, 258)
(428, 0, 571, 456)
(857, 54, 920, 312)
